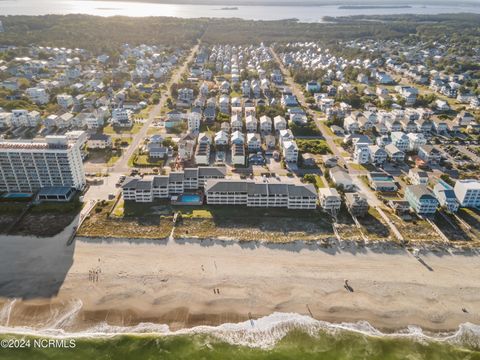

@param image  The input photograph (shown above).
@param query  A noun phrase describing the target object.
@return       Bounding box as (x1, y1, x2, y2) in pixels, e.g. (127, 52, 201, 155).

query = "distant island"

(338, 5, 412, 9)
(220, 7, 238, 10)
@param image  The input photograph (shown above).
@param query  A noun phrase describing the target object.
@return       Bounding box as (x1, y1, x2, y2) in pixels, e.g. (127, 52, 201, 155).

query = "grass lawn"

(103, 123, 143, 135)
(129, 154, 164, 167)
(296, 139, 331, 155)
(315, 175, 326, 188)
(348, 163, 376, 172)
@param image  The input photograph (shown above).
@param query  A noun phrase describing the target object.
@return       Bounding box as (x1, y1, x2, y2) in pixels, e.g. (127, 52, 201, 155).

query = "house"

(390, 132, 409, 152)
(214, 130, 229, 146)
(455, 111, 476, 127)
(273, 116, 287, 131)
(408, 168, 429, 185)
(230, 130, 245, 146)
(343, 115, 360, 133)
(87, 134, 112, 149)
(246, 133, 262, 152)
(282, 140, 298, 163)
(148, 144, 171, 159)
(345, 192, 369, 217)
(245, 115, 258, 133)
(454, 179, 480, 208)
(198, 132, 212, 145)
(407, 133, 427, 151)
(368, 172, 398, 192)
(57, 94, 74, 109)
(306, 80, 321, 93)
(418, 145, 442, 165)
(111, 108, 133, 128)
(231, 143, 245, 166)
(318, 188, 341, 214)
(278, 129, 294, 147)
(353, 146, 370, 165)
(187, 111, 201, 133)
(26, 87, 49, 104)
(368, 145, 388, 166)
(260, 115, 272, 133)
(281, 94, 298, 107)
(433, 180, 459, 213)
(0, 112, 11, 128)
(384, 144, 404, 163)
(329, 166, 354, 191)
(178, 87, 194, 104)
(405, 185, 438, 215)
(177, 134, 195, 161)
(219, 95, 230, 114)
(230, 114, 243, 132)
(264, 135, 276, 150)
(195, 142, 210, 165)
(435, 99, 450, 111)
(302, 153, 316, 167)
(375, 71, 394, 84)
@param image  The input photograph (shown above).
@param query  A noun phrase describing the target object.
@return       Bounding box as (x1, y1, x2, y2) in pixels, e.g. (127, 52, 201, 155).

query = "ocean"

(1, 312, 480, 359)
(0, 0, 480, 21)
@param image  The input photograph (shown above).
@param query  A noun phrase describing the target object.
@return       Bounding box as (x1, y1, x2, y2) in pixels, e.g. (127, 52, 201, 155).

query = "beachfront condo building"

(122, 167, 226, 202)
(205, 179, 317, 209)
(0, 136, 86, 193)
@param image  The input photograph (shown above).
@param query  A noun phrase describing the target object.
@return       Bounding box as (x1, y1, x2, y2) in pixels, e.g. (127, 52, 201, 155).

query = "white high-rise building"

(0, 136, 86, 193)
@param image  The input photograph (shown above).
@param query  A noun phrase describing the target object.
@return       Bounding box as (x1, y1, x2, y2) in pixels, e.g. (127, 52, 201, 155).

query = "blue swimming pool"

(178, 194, 201, 203)
(1, 192, 33, 199)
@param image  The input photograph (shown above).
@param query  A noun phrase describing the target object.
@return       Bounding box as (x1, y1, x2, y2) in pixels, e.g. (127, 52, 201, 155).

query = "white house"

(454, 179, 480, 208)
(260, 115, 272, 133)
(318, 187, 341, 214)
(57, 94, 74, 109)
(273, 116, 287, 131)
(246, 133, 262, 152)
(245, 115, 258, 133)
(282, 140, 298, 163)
(214, 130, 229, 146)
(26, 87, 49, 104)
(405, 185, 438, 215)
(390, 131, 409, 152)
(434, 181, 459, 213)
(408, 168, 429, 185)
(87, 134, 112, 149)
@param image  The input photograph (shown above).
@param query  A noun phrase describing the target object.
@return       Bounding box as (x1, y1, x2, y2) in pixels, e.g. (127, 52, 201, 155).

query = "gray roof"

(407, 185, 436, 200)
(268, 183, 289, 195)
(205, 179, 248, 193)
(198, 166, 227, 177)
(169, 172, 184, 182)
(122, 177, 139, 189)
(89, 133, 111, 141)
(136, 179, 153, 190)
(153, 176, 169, 187)
(287, 184, 317, 197)
(184, 168, 199, 179)
(247, 182, 268, 195)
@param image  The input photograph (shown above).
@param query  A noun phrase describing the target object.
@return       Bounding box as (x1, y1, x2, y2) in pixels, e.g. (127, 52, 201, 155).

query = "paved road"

(113, 43, 199, 173)
(270, 47, 350, 170)
(271, 47, 404, 240)
(80, 44, 199, 203)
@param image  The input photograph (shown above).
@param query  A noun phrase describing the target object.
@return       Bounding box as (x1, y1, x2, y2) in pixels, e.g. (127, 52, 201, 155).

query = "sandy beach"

(1, 224, 480, 334)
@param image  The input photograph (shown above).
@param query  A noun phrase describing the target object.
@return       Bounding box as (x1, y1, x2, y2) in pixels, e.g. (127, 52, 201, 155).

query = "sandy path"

(1, 229, 479, 333)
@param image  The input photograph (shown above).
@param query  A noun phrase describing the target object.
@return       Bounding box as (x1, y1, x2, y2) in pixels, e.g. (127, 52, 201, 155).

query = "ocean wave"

(0, 299, 479, 350)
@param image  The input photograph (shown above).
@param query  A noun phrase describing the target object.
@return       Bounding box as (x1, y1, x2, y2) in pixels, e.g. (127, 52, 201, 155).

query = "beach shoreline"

(1, 229, 479, 335)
